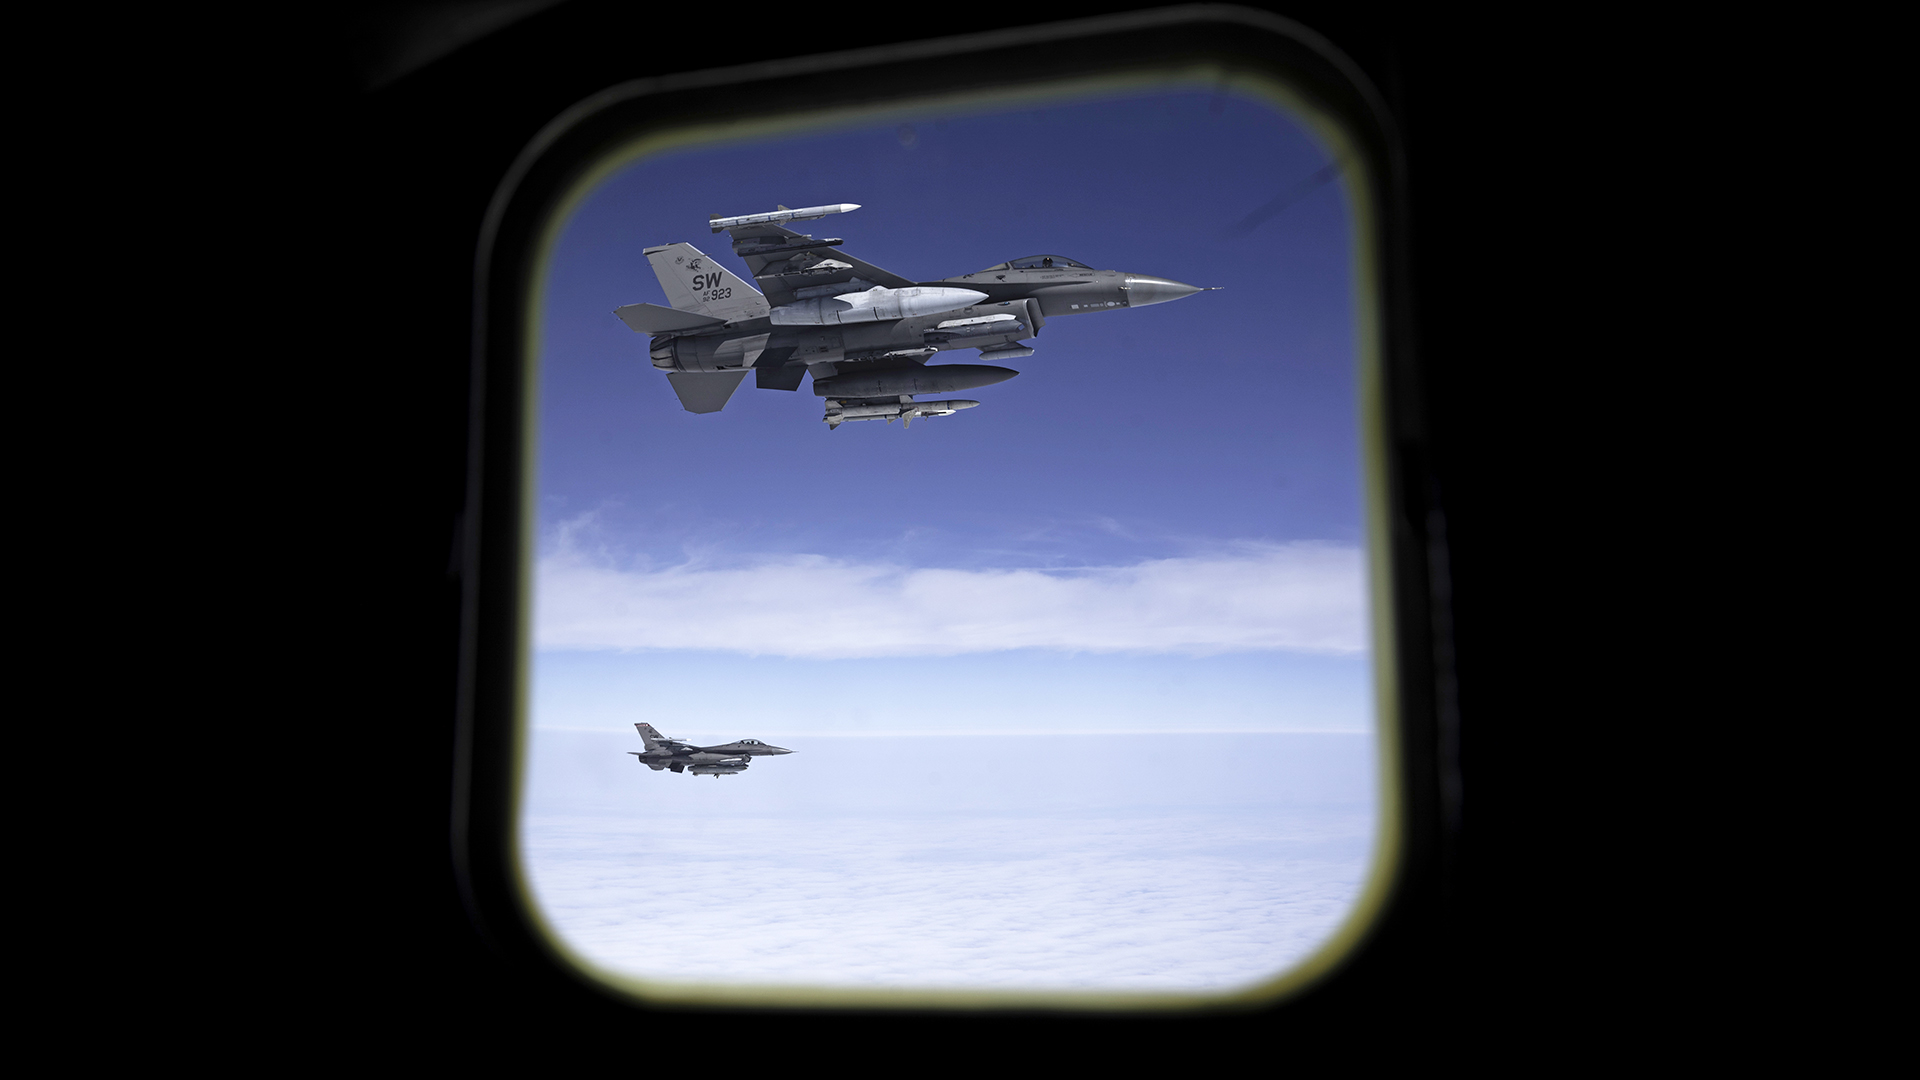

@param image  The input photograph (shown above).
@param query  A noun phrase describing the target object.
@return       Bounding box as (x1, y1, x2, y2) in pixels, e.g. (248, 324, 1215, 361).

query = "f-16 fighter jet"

(614, 204, 1215, 428)
(626, 722, 793, 777)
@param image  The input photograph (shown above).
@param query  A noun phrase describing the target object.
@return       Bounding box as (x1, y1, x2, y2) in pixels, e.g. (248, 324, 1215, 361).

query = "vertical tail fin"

(634, 722, 669, 749)
(643, 243, 769, 322)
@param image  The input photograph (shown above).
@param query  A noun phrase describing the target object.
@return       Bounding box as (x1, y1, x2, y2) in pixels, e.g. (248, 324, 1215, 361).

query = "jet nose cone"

(1126, 276, 1205, 307)
(770, 746, 793, 754)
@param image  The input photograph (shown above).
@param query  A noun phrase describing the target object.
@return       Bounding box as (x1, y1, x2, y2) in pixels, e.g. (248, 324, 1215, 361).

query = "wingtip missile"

(710, 203, 861, 232)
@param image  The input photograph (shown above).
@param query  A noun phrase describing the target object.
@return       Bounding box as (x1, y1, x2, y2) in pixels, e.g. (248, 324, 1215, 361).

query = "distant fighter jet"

(614, 203, 1215, 428)
(627, 722, 792, 777)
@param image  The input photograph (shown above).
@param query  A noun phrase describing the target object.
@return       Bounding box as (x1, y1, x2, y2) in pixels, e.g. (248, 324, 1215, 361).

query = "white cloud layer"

(521, 732, 1377, 992)
(526, 808, 1370, 992)
(536, 539, 1367, 658)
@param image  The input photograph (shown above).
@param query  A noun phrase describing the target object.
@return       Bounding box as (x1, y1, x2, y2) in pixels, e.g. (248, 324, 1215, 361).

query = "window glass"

(522, 84, 1384, 1003)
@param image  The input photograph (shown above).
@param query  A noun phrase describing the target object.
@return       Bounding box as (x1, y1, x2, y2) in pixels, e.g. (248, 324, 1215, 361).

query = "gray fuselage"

(629, 737, 793, 775)
(648, 265, 1199, 377)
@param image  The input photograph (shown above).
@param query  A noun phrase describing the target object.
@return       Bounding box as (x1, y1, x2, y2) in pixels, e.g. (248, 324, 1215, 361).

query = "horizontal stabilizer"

(667, 370, 748, 414)
(615, 302, 725, 334)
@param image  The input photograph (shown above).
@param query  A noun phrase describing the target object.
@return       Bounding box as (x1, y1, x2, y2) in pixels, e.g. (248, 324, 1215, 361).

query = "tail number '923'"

(692, 273, 731, 300)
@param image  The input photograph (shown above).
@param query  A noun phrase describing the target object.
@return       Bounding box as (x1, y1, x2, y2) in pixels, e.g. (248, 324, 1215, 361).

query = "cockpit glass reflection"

(521, 85, 1382, 999)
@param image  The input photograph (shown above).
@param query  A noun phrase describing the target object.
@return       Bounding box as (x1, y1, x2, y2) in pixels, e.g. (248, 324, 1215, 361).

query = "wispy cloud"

(535, 521, 1367, 658)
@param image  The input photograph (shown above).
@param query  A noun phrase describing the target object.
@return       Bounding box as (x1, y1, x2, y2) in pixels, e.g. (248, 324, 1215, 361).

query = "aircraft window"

(474, 12, 1412, 1016)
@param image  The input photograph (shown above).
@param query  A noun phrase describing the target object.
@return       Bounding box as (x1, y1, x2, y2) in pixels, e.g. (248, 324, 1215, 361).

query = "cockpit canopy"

(977, 254, 1095, 272)
(741, 739, 764, 745)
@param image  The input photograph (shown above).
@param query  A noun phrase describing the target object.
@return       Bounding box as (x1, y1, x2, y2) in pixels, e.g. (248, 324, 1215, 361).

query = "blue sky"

(520, 88, 1380, 993)
(528, 88, 1373, 738)
(534, 90, 1359, 567)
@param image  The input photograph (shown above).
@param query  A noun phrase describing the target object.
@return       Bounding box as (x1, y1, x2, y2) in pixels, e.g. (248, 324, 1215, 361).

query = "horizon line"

(531, 726, 1373, 737)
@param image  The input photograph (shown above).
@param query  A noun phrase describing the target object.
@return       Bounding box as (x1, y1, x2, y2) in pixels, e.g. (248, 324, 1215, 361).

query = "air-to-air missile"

(708, 202, 862, 232)
(619, 204, 1213, 427)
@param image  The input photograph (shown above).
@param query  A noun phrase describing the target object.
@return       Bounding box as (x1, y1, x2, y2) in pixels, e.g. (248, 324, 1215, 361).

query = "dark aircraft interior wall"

(205, 0, 1631, 1057)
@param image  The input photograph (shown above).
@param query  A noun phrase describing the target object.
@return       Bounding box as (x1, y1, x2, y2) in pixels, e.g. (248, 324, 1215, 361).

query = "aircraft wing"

(723, 222, 917, 307)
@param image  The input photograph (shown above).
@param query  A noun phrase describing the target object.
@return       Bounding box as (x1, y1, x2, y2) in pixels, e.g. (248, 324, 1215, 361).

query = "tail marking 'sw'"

(642, 243, 768, 322)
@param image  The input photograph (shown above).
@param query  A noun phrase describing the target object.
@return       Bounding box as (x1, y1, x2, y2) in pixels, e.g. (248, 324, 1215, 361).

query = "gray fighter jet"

(626, 722, 793, 778)
(615, 203, 1215, 428)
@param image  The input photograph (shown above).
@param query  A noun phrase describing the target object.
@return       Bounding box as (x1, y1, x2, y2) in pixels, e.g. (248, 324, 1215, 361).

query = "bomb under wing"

(616, 205, 1213, 425)
(824, 398, 978, 430)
